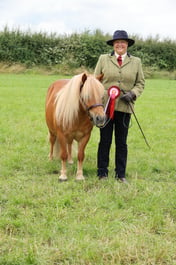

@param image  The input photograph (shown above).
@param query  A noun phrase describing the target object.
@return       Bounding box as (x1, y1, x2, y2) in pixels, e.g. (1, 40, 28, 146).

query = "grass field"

(0, 74, 176, 265)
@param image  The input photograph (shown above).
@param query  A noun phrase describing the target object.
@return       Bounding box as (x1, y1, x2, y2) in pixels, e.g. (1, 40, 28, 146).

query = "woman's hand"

(120, 91, 136, 103)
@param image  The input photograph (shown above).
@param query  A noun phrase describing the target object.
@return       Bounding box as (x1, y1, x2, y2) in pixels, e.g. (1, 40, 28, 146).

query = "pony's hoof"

(68, 159, 74, 164)
(76, 175, 85, 181)
(58, 175, 68, 182)
(48, 154, 53, 160)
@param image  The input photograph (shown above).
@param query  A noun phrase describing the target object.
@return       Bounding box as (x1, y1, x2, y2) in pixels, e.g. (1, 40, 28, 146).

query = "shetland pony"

(45, 72, 105, 181)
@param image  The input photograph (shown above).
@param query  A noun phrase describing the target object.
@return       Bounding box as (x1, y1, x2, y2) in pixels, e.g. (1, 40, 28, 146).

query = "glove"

(120, 91, 136, 104)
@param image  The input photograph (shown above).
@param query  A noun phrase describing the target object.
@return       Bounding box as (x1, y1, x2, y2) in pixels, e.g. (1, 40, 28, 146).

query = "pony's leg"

(67, 142, 73, 164)
(49, 132, 56, 160)
(76, 160, 84, 180)
(59, 159, 67, 181)
(58, 137, 68, 181)
(76, 134, 91, 181)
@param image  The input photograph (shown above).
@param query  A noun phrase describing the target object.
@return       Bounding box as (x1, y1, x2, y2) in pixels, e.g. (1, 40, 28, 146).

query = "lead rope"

(96, 115, 111, 129)
(121, 89, 151, 149)
(97, 97, 112, 128)
(98, 90, 150, 150)
(97, 105, 132, 129)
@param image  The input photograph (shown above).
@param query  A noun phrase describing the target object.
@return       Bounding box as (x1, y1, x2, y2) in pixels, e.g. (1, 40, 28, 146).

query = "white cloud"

(0, 0, 176, 40)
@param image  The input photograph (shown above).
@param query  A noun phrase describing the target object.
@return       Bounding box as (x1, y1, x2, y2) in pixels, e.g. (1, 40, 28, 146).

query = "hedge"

(0, 27, 175, 71)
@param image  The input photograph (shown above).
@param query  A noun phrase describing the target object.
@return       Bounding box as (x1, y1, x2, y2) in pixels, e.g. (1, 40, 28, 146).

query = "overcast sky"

(0, 0, 175, 40)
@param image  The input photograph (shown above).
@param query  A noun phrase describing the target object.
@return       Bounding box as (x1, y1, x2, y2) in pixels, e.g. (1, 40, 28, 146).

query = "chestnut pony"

(45, 72, 105, 181)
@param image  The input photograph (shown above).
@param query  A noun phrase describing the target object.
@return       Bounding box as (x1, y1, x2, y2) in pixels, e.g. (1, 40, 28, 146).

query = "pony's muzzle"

(87, 104, 106, 127)
(93, 114, 106, 127)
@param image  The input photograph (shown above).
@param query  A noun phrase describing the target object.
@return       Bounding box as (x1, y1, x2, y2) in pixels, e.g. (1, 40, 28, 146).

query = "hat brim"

(106, 38, 135, 47)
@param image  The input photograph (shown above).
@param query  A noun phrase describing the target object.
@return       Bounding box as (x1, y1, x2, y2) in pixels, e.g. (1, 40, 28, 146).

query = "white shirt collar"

(115, 52, 127, 61)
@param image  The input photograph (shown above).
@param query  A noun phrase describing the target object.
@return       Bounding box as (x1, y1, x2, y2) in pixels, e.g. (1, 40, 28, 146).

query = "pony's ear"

(96, 74, 104, 82)
(82, 73, 87, 84)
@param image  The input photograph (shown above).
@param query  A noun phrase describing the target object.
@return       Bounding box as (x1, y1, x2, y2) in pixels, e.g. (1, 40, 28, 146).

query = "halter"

(87, 103, 104, 111)
(79, 83, 104, 121)
(79, 96, 104, 120)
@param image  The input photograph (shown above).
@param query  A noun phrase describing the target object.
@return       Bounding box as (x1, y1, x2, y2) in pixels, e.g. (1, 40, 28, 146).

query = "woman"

(94, 30, 145, 182)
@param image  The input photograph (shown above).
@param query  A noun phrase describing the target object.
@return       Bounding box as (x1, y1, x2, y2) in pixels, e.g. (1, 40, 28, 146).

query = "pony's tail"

(53, 137, 60, 159)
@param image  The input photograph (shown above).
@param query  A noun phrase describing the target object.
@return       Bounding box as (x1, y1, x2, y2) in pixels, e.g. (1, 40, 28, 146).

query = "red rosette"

(106, 86, 121, 119)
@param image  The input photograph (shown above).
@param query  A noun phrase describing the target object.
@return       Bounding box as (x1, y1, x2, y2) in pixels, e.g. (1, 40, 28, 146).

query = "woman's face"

(113, 40, 128, 55)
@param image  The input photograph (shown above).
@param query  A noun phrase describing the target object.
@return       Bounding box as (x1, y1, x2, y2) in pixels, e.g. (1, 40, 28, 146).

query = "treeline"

(0, 27, 176, 71)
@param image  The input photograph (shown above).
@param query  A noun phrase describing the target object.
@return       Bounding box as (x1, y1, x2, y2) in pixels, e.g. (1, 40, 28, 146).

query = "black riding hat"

(106, 30, 135, 47)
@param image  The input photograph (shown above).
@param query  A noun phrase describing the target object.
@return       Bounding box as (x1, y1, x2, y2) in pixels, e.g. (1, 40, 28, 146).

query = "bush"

(0, 26, 176, 72)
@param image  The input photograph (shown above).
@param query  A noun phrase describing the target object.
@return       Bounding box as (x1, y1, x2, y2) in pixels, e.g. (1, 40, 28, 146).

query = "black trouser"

(97, 111, 131, 178)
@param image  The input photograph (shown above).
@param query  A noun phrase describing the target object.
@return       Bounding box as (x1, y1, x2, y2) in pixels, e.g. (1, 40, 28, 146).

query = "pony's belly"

(65, 130, 90, 142)
(75, 131, 86, 141)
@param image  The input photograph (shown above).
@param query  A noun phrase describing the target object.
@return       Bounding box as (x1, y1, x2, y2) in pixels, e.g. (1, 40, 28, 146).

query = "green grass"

(0, 74, 176, 265)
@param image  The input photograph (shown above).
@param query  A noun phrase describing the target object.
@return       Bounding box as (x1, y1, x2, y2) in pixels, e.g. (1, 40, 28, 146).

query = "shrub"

(0, 26, 175, 71)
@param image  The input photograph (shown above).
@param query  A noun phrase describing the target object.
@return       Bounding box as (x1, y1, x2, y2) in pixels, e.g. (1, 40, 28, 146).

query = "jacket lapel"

(122, 55, 131, 67)
(110, 55, 118, 66)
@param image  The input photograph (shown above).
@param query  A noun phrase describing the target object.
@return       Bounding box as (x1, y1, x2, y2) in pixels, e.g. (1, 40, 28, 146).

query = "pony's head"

(55, 72, 105, 129)
(80, 73, 105, 127)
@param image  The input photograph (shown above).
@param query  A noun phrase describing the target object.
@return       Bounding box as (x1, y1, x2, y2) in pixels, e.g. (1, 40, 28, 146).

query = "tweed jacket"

(94, 52, 145, 113)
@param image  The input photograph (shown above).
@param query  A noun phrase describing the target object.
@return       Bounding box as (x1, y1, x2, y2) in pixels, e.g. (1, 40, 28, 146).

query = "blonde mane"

(55, 73, 104, 129)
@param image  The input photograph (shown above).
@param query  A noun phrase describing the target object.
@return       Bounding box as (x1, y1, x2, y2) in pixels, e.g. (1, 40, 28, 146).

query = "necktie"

(117, 55, 122, 66)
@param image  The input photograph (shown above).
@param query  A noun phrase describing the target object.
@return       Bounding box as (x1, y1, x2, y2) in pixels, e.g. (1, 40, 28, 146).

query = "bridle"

(79, 96, 104, 120)
(79, 83, 104, 121)
(87, 103, 104, 111)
